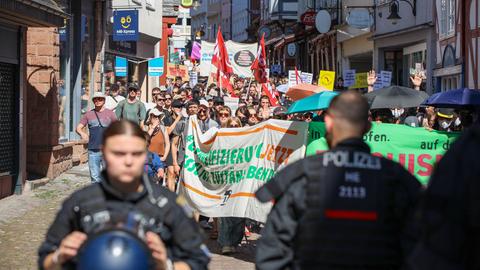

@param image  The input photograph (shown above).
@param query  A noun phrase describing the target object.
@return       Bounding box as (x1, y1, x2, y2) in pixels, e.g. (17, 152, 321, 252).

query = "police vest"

(294, 149, 406, 269)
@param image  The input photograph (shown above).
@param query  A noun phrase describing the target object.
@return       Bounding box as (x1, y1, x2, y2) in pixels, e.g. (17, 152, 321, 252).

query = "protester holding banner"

(255, 91, 421, 269)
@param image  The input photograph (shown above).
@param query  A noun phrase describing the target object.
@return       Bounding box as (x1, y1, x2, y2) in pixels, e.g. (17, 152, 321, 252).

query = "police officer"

(255, 91, 421, 270)
(38, 120, 209, 270)
(407, 122, 480, 269)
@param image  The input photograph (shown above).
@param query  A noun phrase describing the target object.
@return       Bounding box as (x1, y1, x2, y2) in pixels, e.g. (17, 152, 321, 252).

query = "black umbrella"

(364, 86, 429, 109)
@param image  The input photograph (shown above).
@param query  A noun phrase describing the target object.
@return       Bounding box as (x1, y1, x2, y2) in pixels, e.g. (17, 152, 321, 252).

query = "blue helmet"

(77, 229, 154, 270)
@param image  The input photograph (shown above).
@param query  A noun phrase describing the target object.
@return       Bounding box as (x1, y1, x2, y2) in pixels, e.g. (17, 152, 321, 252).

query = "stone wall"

(26, 27, 87, 180)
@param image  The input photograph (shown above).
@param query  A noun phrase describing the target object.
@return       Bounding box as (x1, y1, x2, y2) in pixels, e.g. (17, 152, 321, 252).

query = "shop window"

(441, 75, 459, 91)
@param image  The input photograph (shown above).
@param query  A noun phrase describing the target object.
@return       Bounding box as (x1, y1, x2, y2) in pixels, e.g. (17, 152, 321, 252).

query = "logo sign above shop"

(346, 8, 374, 29)
(315, 10, 332, 34)
(113, 10, 139, 41)
(115, 56, 128, 77)
(301, 11, 317, 26)
(148, 57, 165, 77)
(258, 26, 271, 40)
(287, 43, 297, 57)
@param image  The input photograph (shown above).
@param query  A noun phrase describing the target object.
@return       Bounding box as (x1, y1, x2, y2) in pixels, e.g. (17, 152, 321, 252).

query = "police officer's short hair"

(327, 90, 369, 128)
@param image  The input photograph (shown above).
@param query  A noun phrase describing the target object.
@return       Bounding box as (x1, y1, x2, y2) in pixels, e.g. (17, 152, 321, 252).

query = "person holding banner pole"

(255, 91, 421, 270)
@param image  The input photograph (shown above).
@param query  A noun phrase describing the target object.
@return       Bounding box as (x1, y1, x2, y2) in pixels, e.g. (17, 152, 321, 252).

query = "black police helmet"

(77, 229, 154, 270)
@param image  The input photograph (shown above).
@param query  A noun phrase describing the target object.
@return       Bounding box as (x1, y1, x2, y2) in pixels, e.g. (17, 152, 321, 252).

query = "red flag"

(251, 33, 268, 84)
(295, 67, 302, 84)
(211, 26, 235, 96)
(262, 82, 279, 106)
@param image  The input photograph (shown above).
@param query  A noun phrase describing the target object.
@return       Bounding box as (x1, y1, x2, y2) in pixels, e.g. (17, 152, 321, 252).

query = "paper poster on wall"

(343, 69, 356, 87)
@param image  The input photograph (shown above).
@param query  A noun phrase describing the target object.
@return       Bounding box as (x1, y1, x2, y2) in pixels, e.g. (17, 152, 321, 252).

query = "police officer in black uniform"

(255, 91, 422, 270)
(408, 121, 480, 269)
(38, 120, 209, 270)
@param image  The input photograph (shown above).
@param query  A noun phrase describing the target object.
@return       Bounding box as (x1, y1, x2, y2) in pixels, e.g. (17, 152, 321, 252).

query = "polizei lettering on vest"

(323, 151, 381, 170)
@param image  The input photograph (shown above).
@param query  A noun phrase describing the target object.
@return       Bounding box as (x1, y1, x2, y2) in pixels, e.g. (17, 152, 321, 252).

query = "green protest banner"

(307, 122, 460, 184)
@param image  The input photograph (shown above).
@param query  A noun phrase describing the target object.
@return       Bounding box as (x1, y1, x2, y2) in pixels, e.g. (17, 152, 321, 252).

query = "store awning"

(0, 0, 69, 27)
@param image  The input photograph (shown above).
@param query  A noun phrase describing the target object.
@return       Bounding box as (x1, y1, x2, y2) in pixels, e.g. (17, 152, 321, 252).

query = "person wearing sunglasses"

(217, 107, 231, 127)
(197, 105, 219, 133)
(246, 107, 260, 126)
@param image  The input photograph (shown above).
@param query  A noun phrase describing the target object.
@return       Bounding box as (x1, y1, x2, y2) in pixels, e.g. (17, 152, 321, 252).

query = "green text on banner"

(178, 116, 308, 222)
(306, 122, 460, 185)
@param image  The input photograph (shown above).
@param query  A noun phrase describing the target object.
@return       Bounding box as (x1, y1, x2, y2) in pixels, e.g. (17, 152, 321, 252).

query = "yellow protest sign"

(349, 72, 368, 89)
(318, 70, 335, 90)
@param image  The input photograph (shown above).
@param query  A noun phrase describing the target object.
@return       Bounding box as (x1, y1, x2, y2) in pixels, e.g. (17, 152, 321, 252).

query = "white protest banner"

(199, 41, 257, 78)
(178, 116, 308, 222)
(300, 72, 313, 84)
(288, 70, 299, 87)
(224, 96, 239, 114)
(380, 70, 392, 87)
(343, 69, 356, 87)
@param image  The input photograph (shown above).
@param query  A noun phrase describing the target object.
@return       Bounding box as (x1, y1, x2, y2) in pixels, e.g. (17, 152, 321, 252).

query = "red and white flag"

(251, 33, 268, 84)
(261, 82, 279, 106)
(295, 66, 302, 84)
(211, 26, 235, 96)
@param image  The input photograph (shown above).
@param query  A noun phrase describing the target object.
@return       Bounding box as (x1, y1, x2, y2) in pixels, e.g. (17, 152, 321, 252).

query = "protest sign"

(178, 116, 308, 222)
(300, 72, 314, 84)
(373, 72, 383, 90)
(223, 96, 239, 114)
(199, 41, 257, 78)
(189, 70, 198, 86)
(318, 70, 335, 90)
(349, 72, 368, 89)
(343, 69, 356, 87)
(380, 70, 392, 87)
(166, 63, 190, 80)
(306, 122, 460, 184)
(288, 70, 299, 87)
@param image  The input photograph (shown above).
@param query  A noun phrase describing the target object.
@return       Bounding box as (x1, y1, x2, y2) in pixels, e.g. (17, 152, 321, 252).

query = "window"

(440, 0, 455, 37)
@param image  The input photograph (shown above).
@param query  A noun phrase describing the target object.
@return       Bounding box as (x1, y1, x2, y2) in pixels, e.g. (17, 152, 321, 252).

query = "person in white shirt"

(105, 84, 125, 112)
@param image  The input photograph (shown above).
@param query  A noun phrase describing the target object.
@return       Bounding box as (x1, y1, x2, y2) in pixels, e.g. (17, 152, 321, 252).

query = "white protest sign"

(288, 70, 300, 87)
(300, 72, 313, 84)
(178, 116, 308, 222)
(223, 96, 239, 114)
(373, 72, 383, 90)
(343, 69, 356, 87)
(380, 70, 392, 87)
(189, 71, 198, 87)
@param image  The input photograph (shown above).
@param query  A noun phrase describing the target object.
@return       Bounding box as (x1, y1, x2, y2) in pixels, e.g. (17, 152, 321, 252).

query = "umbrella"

(286, 83, 329, 101)
(286, 91, 339, 114)
(364, 85, 429, 109)
(422, 88, 480, 108)
(276, 84, 288, 93)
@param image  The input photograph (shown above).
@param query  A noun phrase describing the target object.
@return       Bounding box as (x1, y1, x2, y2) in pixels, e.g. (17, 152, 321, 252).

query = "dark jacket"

(38, 172, 209, 270)
(255, 138, 421, 270)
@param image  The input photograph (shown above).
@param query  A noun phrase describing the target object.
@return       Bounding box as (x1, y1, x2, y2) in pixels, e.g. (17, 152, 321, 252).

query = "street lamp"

(387, 0, 416, 25)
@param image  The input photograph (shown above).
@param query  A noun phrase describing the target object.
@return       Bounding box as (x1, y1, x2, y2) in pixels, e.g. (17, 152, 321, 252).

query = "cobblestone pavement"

(0, 164, 256, 270)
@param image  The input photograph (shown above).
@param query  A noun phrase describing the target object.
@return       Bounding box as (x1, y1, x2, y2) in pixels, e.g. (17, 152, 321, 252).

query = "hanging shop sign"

(315, 10, 332, 34)
(258, 26, 272, 40)
(148, 57, 165, 77)
(115, 56, 128, 77)
(287, 43, 297, 57)
(113, 10, 139, 41)
(301, 11, 317, 26)
(346, 8, 374, 29)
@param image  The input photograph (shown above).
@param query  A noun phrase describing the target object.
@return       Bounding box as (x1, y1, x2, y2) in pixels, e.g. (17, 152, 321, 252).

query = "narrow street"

(0, 164, 255, 269)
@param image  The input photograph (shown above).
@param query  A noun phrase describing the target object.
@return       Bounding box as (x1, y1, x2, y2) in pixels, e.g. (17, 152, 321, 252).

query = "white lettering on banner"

(178, 116, 308, 222)
(338, 186, 367, 199)
(323, 151, 382, 170)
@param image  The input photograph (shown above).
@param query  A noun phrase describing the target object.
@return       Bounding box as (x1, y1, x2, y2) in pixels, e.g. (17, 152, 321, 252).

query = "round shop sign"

(234, 50, 256, 67)
(258, 26, 271, 39)
(287, 43, 297, 57)
(315, 10, 332, 34)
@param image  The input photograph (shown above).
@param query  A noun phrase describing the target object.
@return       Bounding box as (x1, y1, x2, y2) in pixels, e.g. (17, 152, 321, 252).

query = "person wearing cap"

(76, 92, 117, 183)
(434, 108, 455, 132)
(116, 83, 147, 129)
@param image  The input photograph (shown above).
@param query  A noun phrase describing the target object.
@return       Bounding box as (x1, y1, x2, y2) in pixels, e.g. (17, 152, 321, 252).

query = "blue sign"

(115, 56, 128, 77)
(271, 64, 282, 74)
(59, 27, 67, 42)
(148, 57, 165, 77)
(113, 10, 139, 41)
